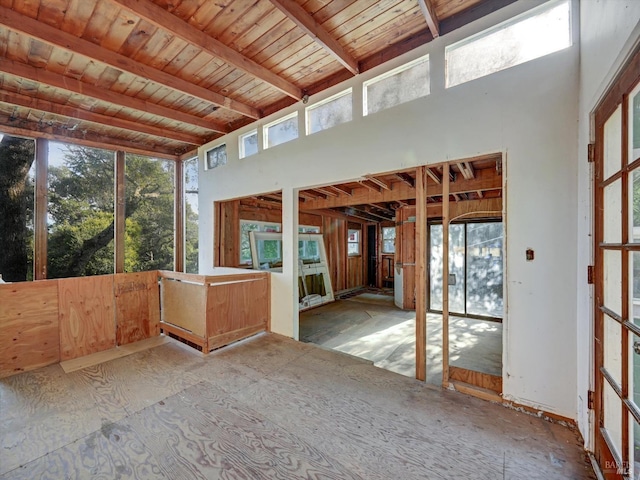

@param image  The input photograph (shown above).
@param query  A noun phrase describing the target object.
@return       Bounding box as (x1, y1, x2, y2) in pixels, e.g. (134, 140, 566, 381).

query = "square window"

(306, 89, 353, 135)
(205, 144, 227, 170)
(348, 229, 361, 256)
(239, 130, 258, 158)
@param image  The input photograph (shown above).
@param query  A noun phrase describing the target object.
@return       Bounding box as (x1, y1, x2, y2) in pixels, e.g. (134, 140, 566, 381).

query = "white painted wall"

(199, 0, 580, 418)
(576, 1, 640, 447)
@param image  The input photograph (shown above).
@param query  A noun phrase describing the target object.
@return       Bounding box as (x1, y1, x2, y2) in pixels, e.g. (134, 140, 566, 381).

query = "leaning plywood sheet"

(161, 279, 206, 337)
(58, 275, 115, 361)
(207, 277, 269, 350)
(114, 271, 160, 345)
(0, 281, 59, 378)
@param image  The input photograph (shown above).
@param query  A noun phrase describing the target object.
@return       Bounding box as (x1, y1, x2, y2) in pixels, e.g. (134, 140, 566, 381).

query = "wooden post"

(114, 151, 125, 273)
(442, 163, 450, 388)
(33, 138, 48, 280)
(174, 159, 185, 272)
(415, 166, 427, 381)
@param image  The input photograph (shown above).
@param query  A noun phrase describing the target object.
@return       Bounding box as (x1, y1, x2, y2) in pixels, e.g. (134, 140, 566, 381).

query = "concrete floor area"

(300, 292, 502, 384)
(1, 333, 593, 479)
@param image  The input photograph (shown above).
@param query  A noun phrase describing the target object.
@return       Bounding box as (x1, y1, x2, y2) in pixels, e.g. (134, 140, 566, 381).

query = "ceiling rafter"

(418, 0, 440, 38)
(364, 175, 391, 190)
(313, 187, 339, 197)
(0, 58, 226, 133)
(0, 6, 261, 119)
(0, 113, 180, 159)
(357, 205, 393, 221)
(426, 167, 442, 184)
(269, 0, 359, 75)
(110, 0, 302, 101)
(370, 203, 395, 216)
(329, 185, 352, 196)
(340, 207, 381, 223)
(394, 172, 415, 188)
(0, 89, 203, 145)
(359, 180, 381, 193)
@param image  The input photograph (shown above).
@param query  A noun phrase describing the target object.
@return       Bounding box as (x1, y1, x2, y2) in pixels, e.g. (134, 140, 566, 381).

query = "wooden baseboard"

(160, 322, 206, 349)
(449, 366, 502, 393)
(208, 324, 265, 351)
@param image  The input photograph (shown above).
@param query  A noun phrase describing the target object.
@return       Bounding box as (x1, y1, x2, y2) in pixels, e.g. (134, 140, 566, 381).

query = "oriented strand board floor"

(0, 334, 593, 479)
(300, 293, 502, 382)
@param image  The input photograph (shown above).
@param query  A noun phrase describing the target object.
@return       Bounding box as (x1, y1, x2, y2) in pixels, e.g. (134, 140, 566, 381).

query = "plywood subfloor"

(300, 293, 502, 382)
(0, 333, 593, 479)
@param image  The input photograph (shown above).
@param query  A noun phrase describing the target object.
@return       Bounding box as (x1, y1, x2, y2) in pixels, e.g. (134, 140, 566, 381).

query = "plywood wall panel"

(58, 275, 115, 361)
(114, 271, 160, 345)
(347, 255, 363, 290)
(0, 281, 60, 378)
(206, 278, 269, 343)
(161, 279, 207, 337)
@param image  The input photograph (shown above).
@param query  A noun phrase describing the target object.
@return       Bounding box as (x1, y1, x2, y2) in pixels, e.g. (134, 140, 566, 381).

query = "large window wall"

(0, 137, 194, 281)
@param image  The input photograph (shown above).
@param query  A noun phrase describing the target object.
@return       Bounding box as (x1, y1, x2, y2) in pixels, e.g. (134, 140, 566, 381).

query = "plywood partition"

(115, 271, 160, 345)
(0, 281, 59, 377)
(58, 275, 116, 361)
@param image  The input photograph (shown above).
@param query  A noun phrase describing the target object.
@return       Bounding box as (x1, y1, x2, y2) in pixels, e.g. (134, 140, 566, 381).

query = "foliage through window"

(0, 134, 35, 282)
(205, 144, 227, 169)
(445, 0, 571, 88)
(364, 55, 430, 116)
(124, 155, 175, 272)
(306, 89, 353, 135)
(382, 226, 396, 254)
(239, 130, 258, 159)
(184, 157, 199, 273)
(348, 229, 360, 256)
(264, 112, 298, 149)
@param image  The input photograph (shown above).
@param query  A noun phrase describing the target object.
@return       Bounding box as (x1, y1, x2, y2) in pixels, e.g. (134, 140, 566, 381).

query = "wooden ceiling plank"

(268, 0, 359, 75)
(109, 0, 302, 101)
(418, 0, 440, 38)
(0, 89, 202, 145)
(0, 5, 261, 119)
(0, 57, 227, 133)
(364, 175, 391, 190)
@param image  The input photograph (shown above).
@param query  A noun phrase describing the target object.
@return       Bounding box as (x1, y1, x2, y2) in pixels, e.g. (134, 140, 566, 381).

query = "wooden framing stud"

(34, 138, 48, 280)
(114, 151, 125, 274)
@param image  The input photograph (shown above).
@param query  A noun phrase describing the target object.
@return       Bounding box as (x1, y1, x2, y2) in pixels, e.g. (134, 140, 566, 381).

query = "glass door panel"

(605, 180, 622, 243)
(605, 314, 623, 386)
(448, 224, 465, 314)
(604, 105, 622, 180)
(429, 224, 443, 311)
(631, 84, 640, 163)
(604, 249, 623, 315)
(604, 380, 623, 459)
(631, 170, 640, 244)
(466, 222, 504, 317)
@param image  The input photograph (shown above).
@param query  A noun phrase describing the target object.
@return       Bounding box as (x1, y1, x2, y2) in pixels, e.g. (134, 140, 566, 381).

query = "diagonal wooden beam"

(418, 0, 440, 38)
(110, 0, 301, 101)
(269, 0, 359, 75)
(0, 58, 227, 133)
(313, 187, 339, 197)
(0, 6, 260, 119)
(465, 162, 475, 178)
(359, 180, 381, 193)
(364, 175, 391, 190)
(395, 172, 415, 188)
(329, 185, 352, 196)
(0, 89, 203, 145)
(426, 167, 442, 184)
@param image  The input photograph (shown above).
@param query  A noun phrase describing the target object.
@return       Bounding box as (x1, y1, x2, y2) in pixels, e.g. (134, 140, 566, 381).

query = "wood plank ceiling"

(0, 0, 513, 160)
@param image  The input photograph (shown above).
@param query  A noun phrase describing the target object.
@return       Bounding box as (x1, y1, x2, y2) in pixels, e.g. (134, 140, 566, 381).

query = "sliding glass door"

(429, 220, 504, 320)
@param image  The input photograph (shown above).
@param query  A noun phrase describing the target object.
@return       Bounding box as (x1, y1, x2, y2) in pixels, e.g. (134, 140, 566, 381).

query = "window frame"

(347, 228, 361, 257)
(238, 129, 258, 159)
(363, 54, 430, 116)
(305, 88, 353, 135)
(263, 111, 299, 149)
(381, 226, 396, 254)
(204, 143, 227, 170)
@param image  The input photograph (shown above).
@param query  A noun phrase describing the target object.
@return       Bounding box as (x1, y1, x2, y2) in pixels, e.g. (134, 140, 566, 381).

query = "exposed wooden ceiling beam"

(465, 162, 475, 178)
(369, 203, 395, 216)
(302, 167, 501, 210)
(0, 58, 225, 133)
(477, 190, 484, 198)
(359, 180, 381, 193)
(0, 6, 260, 119)
(364, 175, 391, 190)
(329, 185, 352, 196)
(313, 187, 339, 197)
(356, 206, 393, 221)
(269, 0, 359, 75)
(0, 90, 203, 145)
(426, 167, 442, 184)
(299, 191, 319, 201)
(339, 207, 381, 223)
(111, 0, 301, 101)
(0, 113, 180, 159)
(395, 172, 415, 188)
(418, 0, 440, 38)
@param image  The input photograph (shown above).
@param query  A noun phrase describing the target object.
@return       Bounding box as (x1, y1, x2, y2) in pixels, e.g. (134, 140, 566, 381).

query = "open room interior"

(0, 0, 638, 477)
